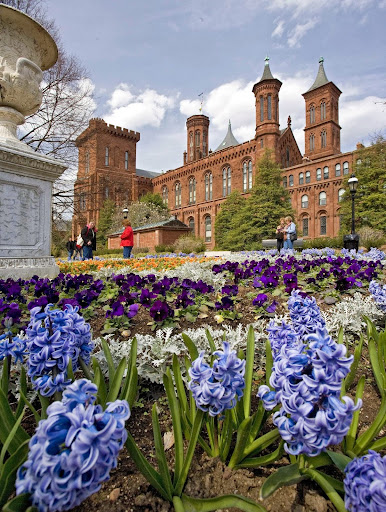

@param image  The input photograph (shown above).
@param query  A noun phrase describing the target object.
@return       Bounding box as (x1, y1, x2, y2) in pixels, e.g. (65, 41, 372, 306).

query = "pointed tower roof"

(259, 56, 275, 81)
(306, 57, 330, 92)
(214, 120, 239, 152)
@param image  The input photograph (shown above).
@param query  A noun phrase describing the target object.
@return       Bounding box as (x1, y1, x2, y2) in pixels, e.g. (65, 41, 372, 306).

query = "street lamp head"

(348, 174, 358, 193)
(122, 207, 129, 219)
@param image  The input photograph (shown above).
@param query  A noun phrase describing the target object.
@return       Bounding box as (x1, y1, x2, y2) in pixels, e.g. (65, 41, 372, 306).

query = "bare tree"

(1, 0, 95, 231)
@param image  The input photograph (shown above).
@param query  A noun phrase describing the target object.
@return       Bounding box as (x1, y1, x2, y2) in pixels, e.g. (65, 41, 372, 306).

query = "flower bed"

(0, 248, 386, 511)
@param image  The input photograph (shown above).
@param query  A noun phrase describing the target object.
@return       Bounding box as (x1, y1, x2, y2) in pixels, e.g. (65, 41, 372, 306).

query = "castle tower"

(252, 57, 282, 158)
(302, 58, 342, 159)
(185, 115, 210, 163)
(73, 118, 140, 233)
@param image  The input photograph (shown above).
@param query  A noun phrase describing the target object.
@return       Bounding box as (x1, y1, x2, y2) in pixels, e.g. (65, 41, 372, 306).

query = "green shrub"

(155, 244, 175, 253)
(94, 248, 122, 256)
(303, 236, 343, 249)
(132, 246, 149, 255)
(357, 226, 386, 249)
(173, 235, 206, 254)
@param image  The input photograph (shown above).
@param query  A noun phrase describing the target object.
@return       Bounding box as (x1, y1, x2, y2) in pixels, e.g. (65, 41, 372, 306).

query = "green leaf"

(151, 404, 173, 501)
(101, 338, 116, 383)
(344, 375, 365, 453)
(0, 388, 29, 453)
(369, 337, 386, 397)
(205, 329, 216, 353)
(67, 358, 74, 381)
(243, 326, 255, 419)
(228, 416, 253, 469)
(182, 333, 199, 360)
(354, 394, 386, 455)
(124, 432, 170, 501)
(174, 409, 204, 497)
(0, 440, 30, 507)
(265, 339, 273, 387)
(1, 356, 9, 396)
(326, 450, 353, 472)
(243, 428, 280, 459)
(369, 436, 386, 451)
(303, 468, 347, 512)
(181, 492, 267, 512)
(344, 336, 364, 390)
(260, 463, 304, 499)
(172, 355, 188, 415)
(164, 369, 184, 486)
(236, 441, 284, 468)
(106, 356, 127, 403)
(0, 408, 26, 470)
(2, 493, 32, 512)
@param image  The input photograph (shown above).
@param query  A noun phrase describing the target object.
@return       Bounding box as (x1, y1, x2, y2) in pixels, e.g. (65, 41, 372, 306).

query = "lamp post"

(122, 207, 128, 219)
(343, 174, 359, 251)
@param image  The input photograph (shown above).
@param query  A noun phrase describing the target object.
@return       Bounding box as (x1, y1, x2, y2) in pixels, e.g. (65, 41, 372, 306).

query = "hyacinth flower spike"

(259, 291, 364, 512)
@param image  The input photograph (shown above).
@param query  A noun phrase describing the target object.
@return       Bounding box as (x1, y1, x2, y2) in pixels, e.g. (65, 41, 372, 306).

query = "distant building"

(73, 58, 358, 247)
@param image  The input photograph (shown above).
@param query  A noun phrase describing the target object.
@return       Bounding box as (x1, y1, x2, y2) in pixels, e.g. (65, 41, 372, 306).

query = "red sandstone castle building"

(73, 58, 360, 248)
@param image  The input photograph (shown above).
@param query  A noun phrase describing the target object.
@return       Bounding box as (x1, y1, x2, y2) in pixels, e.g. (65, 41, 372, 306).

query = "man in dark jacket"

(66, 237, 75, 261)
(81, 221, 97, 260)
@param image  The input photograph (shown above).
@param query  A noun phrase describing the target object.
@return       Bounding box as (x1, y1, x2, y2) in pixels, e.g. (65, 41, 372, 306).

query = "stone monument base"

(0, 257, 60, 280)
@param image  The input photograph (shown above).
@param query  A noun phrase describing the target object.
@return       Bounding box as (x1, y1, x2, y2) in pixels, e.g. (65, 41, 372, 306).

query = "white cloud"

(272, 19, 285, 38)
(287, 19, 318, 48)
(103, 84, 176, 129)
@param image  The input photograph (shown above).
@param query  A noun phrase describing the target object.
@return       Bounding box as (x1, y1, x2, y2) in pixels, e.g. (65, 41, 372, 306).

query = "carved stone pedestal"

(0, 143, 66, 280)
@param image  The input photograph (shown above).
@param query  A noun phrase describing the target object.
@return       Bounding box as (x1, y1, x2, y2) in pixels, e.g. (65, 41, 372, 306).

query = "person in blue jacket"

(283, 216, 296, 250)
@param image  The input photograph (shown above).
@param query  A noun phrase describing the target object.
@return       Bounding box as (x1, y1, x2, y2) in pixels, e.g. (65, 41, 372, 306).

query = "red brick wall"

(108, 228, 191, 252)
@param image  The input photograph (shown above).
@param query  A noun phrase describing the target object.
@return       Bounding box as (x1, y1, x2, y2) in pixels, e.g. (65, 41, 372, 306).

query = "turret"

(186, 115, 210, 162)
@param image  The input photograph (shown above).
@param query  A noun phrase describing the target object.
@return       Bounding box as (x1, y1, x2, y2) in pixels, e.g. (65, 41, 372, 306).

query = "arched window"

(205, 172, 212, 200)
(309, 134, 315, 151)
(356, 158, 362, 166)
(203, 132, 207, 157)
(321, 130, 327, 148)
(323, 166, 329, 179)
(283, 176, 287, 188)
(204, 215, 212, 242)
(189, 132, 193, 160)
(289, 174, 294, 187)
(189, 177, 196, 204)
(105, 147, 109, 166)
(162, 186, 168, 206)
(310, 105, 315, 124)
(85, 151, 90, 174)
(321, 101, 326, 120)
(305, 171, 311, 183)
(104, 186, 109, 199)
(301, 194, 309, 208)
(188, 217, 195, 232)
(335, 163, 341, 177)
(125, 151, 129, 170)
(260, 96, 264, 122)
(319, 191, 327, 206)
(343, 161, 349, 175)
(223, 166, 231, 196)
(320, 215, 327, 235)
(316, 168, 322, 181)
(242, 160, 253, 192)
(286, 147, 290, 167)
(302, 217, 309, 237)
(243, 161, 247, 192)
(175, 182, 181, 207)
(267, 94, 272, 120)
(338, 188, 345, 203)
(248, 160, 253, 190)
(299, 172, 304, 185)
(195, 130, 200, 148)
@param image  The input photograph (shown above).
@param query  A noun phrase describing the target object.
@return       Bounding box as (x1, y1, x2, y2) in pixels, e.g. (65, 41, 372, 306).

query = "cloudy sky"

(45, 0, 386, 172)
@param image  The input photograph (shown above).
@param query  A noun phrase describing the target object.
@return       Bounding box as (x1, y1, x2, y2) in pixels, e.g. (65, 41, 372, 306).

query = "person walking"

(283, 216, 297, 250)
(66, 237, 75, 261)
(81, 221, 97, 260)
(275, 217, 285, 251)
(120, 219, 134, 259)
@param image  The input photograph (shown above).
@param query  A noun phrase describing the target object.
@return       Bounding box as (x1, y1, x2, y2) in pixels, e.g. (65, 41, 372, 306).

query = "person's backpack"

(77, 233, 84, 247)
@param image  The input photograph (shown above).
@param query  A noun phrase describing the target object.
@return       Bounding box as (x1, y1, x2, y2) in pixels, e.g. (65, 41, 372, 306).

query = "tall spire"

(259, 55, 275, 81)
(214, 120, 239, 152)
(307, 57, 330, 92)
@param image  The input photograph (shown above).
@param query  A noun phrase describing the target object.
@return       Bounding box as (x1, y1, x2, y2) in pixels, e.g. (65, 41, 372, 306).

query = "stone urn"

(0, 5, 58, 147)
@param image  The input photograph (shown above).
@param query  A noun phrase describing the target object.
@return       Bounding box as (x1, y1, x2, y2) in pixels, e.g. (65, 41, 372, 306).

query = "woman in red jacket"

(120, 220, 134, 259)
